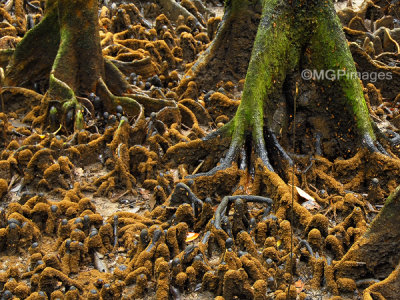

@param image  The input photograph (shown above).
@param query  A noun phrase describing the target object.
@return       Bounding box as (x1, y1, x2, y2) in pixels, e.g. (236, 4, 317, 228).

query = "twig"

(93, 251, 109, 273)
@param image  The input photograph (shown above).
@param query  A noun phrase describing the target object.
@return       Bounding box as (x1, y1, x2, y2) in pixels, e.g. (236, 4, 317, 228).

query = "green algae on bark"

(172, 0, 381, 178)
(4, 0, 146, 130)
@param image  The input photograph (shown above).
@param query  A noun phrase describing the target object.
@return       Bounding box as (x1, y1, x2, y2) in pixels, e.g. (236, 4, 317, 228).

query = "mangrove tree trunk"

(4, 0, 143, 130)
(169, 0, 381, 177)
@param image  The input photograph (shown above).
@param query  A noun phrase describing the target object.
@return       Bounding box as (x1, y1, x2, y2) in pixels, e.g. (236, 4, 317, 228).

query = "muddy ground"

(0, 0, 400, 299)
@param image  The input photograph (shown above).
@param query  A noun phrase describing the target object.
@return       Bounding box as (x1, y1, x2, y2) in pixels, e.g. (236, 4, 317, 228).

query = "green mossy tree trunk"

(190, 0, 379, 176)
(5, 0, 60, 88)
(217, 0, 397, 290)
(6, 0, 105, 95)
(5, 0, 138, 129)
(48, 0, 104, 99)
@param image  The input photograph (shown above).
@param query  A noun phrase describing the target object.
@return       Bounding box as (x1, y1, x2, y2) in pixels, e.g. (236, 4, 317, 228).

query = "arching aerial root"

(166, 118, 294, 184)
(363, 264, 400, 300)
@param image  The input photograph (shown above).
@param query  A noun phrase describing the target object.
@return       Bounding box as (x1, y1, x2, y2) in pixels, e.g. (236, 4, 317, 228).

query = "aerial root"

(252, 160, 313, 227)
(97, 77, 141, 117)
(168, 182, 203, 217)
(214, 195, 273, 230)
(363, 264, 400, 300)
(0, 86, 43, 105)
(186, 136, 242, 179)
(264, 129, 293, 172)
(89, 123, 138, 198)
(176, 123, 294, 180)
(361, 132, 389, 156)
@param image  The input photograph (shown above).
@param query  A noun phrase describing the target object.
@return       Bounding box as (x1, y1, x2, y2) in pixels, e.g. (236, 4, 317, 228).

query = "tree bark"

(234, 0, 376, 158)
(177, 0, 262, 93)
(48, 0, 104, 98)
(5, 0, 60, 88)
(175, 0, 379, 178)
(4, 0, 144, 129)
(6, 0, 105, 95)
(335, 184, 400, 281)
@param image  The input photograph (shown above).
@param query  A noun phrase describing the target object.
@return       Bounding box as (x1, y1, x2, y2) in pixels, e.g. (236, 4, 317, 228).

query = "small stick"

(94, 251, 108, 273)
(113, 215, 118, 248)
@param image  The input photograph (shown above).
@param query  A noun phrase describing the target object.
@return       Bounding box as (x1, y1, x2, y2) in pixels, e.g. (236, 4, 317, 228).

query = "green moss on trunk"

(227, 0, 377, 164)
(308, 0, 375, 140)
(5, 0, 141, 131)
(6, 0, 103, 97)
(5, 0, 60, 87)
(186, 0, 379, 177)
(51, 0, 104, 96)
(234, 0, 302, 132)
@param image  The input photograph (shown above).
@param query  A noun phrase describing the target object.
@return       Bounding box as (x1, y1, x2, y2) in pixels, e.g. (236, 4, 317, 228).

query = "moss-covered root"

(335, 185, 400, 280)
(92, 132, 137, 198)
(308, 0, 378, 152)
(157, 0, 205, 30)
(39, 267, 83, 294)
(97, 77, 141, 117)
(363, 263, 400, 300)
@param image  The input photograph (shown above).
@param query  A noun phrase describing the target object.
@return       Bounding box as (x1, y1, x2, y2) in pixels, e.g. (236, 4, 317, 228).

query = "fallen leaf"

(138, 188, 151, 200)
(8, 175, 20, 192)
(170, 169, 180, 183)
(186, 232, 199, 242)
(149, 195, 156, 210)
(302, 199, 320, 210)
(295, 279, 304, 293)
(74, 167, 84, 177)
(10, 119, 29, 128)
(129, 206, 140, 214)
(295, 186, 315, 202)
(295, 186, 320, 210)
(10, 183, 22, 193)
